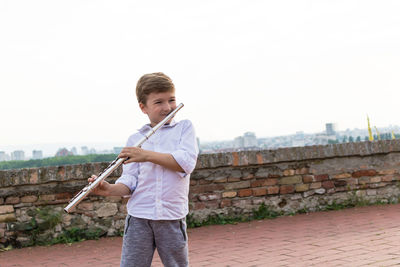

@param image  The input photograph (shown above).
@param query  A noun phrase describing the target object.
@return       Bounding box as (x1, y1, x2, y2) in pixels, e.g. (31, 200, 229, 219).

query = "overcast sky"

(1, 0, 400, 155)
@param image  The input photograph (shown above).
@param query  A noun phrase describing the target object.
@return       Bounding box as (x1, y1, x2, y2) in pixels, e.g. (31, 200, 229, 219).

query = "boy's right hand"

(88, 175, 111, 196)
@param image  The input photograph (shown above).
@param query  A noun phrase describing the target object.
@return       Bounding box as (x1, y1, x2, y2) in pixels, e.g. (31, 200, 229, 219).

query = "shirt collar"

(137, 119, 178, 133)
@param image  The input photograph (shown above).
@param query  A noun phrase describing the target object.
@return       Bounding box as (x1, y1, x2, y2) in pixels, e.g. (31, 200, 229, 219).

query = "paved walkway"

(1, 204, 400, 266)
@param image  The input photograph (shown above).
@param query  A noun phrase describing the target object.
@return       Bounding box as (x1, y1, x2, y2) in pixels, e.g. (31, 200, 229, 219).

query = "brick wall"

(1, 140, 400, 246)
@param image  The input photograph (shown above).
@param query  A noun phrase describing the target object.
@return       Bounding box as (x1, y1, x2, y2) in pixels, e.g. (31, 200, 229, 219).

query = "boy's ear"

(139, 102, 147, 114)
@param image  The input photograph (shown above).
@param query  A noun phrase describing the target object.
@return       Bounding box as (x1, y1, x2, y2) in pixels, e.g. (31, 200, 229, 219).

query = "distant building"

(326, 123, 338, 136)
(32, 150, 43, 160)
(11, 150, 25, 161)
(81, 146, 89, 155)
(55, 148, 73, 157)
(0, 151, 9, 161)
(71, 147, 78, 155)
(243, 132, 257, 147)
(233, 136, 244, 149)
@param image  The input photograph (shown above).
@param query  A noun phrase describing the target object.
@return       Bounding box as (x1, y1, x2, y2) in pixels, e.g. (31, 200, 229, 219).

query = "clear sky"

(1, 1, 400, 154)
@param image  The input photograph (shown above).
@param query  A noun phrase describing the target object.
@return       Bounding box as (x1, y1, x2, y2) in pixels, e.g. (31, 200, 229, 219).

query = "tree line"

(328, 133, 400, 144)
(0, 154, 118, 170)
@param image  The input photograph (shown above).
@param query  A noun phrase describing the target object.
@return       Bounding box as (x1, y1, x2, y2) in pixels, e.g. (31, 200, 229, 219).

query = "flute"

(64, 103, 184, 213)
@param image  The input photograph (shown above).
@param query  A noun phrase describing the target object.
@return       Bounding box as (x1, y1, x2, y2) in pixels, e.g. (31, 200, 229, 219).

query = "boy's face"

(140, 91, 177, 127)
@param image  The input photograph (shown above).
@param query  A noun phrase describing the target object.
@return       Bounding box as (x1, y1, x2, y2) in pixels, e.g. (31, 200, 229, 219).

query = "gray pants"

(120, 215, 188, 267)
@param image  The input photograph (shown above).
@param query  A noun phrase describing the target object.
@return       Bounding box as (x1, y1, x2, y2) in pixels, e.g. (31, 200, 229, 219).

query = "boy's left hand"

(119, 147, 149, 164)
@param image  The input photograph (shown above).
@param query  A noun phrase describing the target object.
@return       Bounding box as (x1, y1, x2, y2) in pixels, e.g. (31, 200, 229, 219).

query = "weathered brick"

(280, 185, 295, 194)
(378, 169, 397, 175)
(310, 182, 322, 189)
(268, 174, 281, 178)
(0, 213, 16, 223)
(381, 174, 394, 182)
(224, 181, 250, 190)
(198, 194, 220, 201)
(220, 199, 232, 208)
(214, 177, 228, 183)
(266, 178, 278, 185)
(267, 186, 280, 195)
(279, 176, 302, 185)
(190, 184, 225, 194)
(78, 202, 94, 211)
(238, 189, 252, 197)
(119, 204, 127, 213)
(105, 196, 122, 203)
(370, 176, 381, 183)
(227, 177, 241, 182)
(205, 200, 219, 209)
(0, 205, 14, 214)
(283, 169, 295, 176)
(199, 179, 213, 185)
(359, 177, 371, 184)
(232, 152, 239, 166)
(232, 199, 252, 208)
(322, 181, 334, 189)
(56, 193, 72, 200)
(295, 167, 309, 175)
(295, 184, 309, 192)
(241, 174, 254, 180)
(5, 197, 20, 204)
(256, 153, 263, 164)
(0, 198, 3, 205)
(369, 182, 387, 188)
(194, 202, 206, 210)
(333, 173, 352, 179)
(367, 189, 377, 196)
(334, 180, 347, 187)
(39, 194, 56, 201)
(251, 178, 277, 187)
(252, 188, 267, 196)
(303, 175, 314, 183)
(314, 174, 329, 181)
(222, 191, 237, 198)
(95, 203, 118, 217)
(57, 166, 66, 180)
(352, 169, 377, 178)
(30, 170, 38, 184)
(190, 180, 197, 186)
(21, 196, 38, 203)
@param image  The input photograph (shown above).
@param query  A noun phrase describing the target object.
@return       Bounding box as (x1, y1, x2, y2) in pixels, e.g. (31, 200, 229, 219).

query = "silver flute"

(64, 103, 184, 213)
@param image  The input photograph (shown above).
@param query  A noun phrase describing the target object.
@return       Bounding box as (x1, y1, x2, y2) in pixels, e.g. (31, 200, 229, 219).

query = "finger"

(124, 158, 135, 164)
(119, 152, 129, 158)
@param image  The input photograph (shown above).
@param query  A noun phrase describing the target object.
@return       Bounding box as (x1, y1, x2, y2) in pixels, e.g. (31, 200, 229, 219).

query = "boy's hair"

(136, 72, 175, 104)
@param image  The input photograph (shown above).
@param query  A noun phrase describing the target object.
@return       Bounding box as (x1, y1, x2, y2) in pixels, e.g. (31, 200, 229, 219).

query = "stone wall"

(2, 140, 400, 247)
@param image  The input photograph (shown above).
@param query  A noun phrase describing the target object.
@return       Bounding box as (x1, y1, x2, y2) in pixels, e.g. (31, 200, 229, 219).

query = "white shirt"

(115, 119, 199, 220)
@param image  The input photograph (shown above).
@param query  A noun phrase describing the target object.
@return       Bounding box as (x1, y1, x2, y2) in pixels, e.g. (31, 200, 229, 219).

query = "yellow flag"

(392, 131, 396, 140)
(367, 116, 374, 141)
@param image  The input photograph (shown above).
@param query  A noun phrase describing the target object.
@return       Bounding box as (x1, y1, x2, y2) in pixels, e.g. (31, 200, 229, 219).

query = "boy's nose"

(162, 103, 172, 113)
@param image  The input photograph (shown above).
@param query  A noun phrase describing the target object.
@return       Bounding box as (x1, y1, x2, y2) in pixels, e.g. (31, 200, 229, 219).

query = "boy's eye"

(169, 99, 176, 102)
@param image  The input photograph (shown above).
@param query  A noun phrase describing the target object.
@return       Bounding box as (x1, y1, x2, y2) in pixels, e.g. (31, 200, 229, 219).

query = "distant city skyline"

(2, 122, 399, 160)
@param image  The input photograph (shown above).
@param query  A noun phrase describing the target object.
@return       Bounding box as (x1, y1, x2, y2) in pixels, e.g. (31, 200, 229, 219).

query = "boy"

(88, 72, 199, 267)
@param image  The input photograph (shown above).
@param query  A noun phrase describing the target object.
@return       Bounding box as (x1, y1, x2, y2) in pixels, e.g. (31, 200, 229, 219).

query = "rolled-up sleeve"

(115, 135, 140, 192)
(171, 120, 199, 178)
(115, 162, 139, 192)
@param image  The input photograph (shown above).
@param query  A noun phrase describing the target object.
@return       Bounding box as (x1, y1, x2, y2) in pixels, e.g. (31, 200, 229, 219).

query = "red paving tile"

(2, 204, 400, 266)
